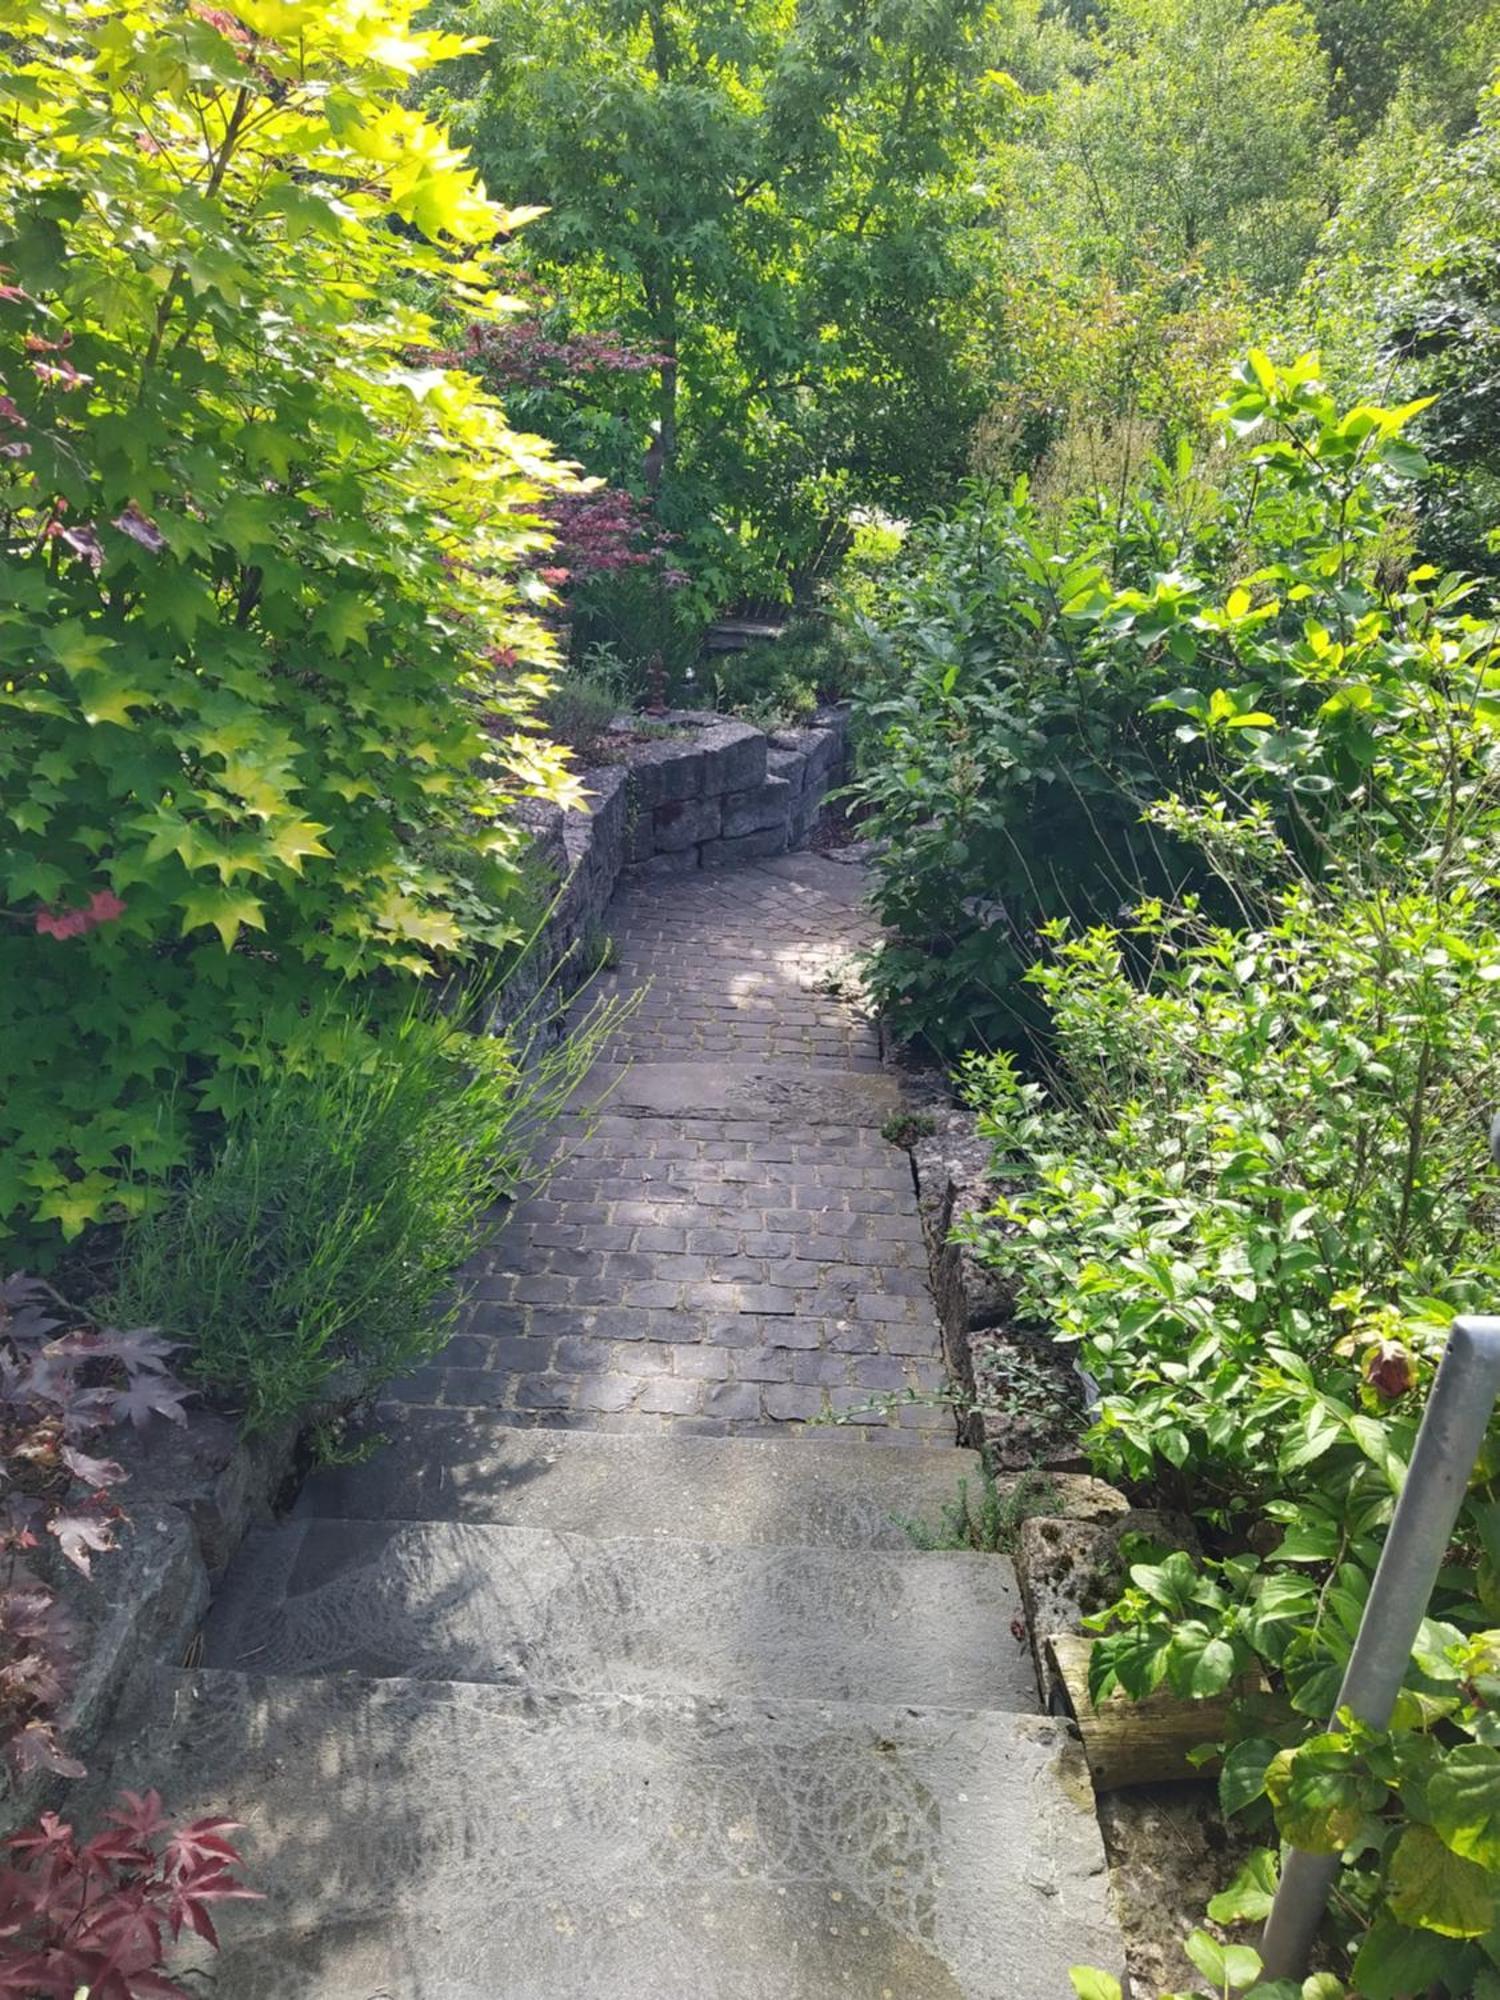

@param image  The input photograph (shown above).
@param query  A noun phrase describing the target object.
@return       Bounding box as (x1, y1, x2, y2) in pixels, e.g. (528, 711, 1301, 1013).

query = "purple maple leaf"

(107, 1377, 190, 1430)
(48, 1511, 117, 1577)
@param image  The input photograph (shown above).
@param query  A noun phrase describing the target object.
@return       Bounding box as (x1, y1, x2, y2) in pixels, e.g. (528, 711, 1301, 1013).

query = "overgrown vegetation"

(0, 0, 578, 1259)
(106, 989, 619, 1431)
(8, 0, 1500, 1989)
(927, 360, 1500, 1995)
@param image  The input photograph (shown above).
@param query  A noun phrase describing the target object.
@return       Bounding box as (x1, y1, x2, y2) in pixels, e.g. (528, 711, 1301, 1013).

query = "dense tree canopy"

(431, 0, 1015, 599)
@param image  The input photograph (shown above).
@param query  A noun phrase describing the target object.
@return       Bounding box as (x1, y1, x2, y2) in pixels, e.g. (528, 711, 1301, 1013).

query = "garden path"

(399, 850, 953, 1441)
(96, 854, 1124, 1997)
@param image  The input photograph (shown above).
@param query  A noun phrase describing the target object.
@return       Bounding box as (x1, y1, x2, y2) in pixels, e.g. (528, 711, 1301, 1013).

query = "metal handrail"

(1258, 1314, 1500, 1979)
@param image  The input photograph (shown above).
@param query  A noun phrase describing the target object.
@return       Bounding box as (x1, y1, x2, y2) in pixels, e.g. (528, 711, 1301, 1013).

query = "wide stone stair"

(101, 1427, 1121, 1998)
(91, 857, 1122, 1994)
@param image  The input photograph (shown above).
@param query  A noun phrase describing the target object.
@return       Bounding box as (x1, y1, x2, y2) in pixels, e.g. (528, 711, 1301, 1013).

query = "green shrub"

(543, 642, 636, 759)
(0, 0, 579, 1259)
(962, 796, 1500, 1987)
(967, 873, 1500, 1987)
(842, 354, 1442, 1055)
(707, 616, 860, 728)
(106, 989, 616, 1431)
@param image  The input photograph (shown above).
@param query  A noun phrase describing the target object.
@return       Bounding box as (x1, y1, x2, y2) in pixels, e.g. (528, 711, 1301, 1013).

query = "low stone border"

(5, 1409, 299, 1829)
(904, 1104, 1090, 1469)
(494, 706, 850, 1026)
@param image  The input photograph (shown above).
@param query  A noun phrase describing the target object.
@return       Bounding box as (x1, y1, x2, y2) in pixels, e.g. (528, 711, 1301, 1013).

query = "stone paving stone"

(445, 857, 952, 1444)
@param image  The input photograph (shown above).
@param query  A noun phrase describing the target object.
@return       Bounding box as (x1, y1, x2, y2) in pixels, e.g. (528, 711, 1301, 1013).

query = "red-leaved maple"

(0, 1275, 189, 1779)
(0, 1789, 256, 1999)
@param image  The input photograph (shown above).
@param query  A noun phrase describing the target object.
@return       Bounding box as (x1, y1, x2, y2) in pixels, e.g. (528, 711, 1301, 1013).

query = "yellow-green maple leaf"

(177, 886, 267, 950)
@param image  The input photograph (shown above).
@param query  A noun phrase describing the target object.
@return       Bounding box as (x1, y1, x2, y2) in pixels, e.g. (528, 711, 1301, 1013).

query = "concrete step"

(101, 1670, 1124, 1999)
(200, 1518, 1036, 1711)
(297, 1417, 981, 1549)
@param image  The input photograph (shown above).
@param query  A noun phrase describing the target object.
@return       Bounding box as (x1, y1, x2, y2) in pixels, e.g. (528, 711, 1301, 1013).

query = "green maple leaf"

(177, 885, 267, 950)
(2, 854, 69, 901)
(34, 1171, 121, 1240)
(312, 594, 378, 656)
(83, 683, 155, 726)
(266, 817, 333, 872)
(45, 621, 116, 674)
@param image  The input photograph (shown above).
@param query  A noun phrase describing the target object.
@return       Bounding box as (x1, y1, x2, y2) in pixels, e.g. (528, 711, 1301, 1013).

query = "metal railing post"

(1258, 1315, 1500, 1981)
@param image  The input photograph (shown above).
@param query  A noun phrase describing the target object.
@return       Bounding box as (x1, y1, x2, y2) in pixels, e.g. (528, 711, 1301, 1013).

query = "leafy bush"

(843, 354, 1444, 1054)
(972, 894, 1500, 1988)
(707, 617, 860, 729)
(106, 991, 615, 1432)
(957, 574, 1500, 1985)
(0, 0, 580, 1259)
(0, 1275, 189, 1779)
(0, 1789, 253, 1998)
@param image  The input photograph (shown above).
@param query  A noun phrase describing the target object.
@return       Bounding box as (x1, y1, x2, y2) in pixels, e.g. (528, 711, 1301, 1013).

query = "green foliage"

(844, 354, 1445, 1052)
(543, 643, 636, 759)
(978, 257, 1251, 514)
(432, 0, 1015, 603)
(1073, 1954, 1352, 2000)
(945, 371, 1500, 1991)
(1047, 0, 1336, 296)
(903, 1460, 1056, 1554)
(106, 988, 616, 1431)
(1310, 0, 1500, 133)
(0, 0, 579, 1258)
(707, 617, 859, 728)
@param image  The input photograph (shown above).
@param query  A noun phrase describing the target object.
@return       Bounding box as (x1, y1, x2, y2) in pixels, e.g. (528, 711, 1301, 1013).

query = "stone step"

(201, 1518, 1036, 1711)
(574, 1056, 904, 1124)
(100, 1670, 1123, 1999)
(296, 1417, 981, 1549)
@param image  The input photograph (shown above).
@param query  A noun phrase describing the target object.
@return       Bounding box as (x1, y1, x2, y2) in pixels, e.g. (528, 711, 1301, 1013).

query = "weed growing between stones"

(879, 1109, 937, 1149)
(902, 1458, 1058, 1555)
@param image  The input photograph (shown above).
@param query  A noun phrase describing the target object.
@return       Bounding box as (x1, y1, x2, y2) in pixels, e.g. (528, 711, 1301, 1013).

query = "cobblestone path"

(106, 850, 1125, 1999)
(390, 852, 953, 1442)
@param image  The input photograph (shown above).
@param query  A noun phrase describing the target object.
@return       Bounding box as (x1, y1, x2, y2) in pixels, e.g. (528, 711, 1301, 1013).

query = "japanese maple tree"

(0, 1789, 255, 1999)
(0, 0, 581, 1258)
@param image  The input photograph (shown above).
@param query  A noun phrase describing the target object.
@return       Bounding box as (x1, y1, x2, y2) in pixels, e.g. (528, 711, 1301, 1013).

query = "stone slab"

(652, 794, 721, 852)
(202, 1519, 1036, 1711)
(577, 1058, 904, 1125)
(296, 1421, 986, 1550)
(696, 717, 767, 796)
(765, 744, 807, 797)
(700, 825, 790, 867)
(96, 1671, 1125, 1999)
(2, 1500, 208, 1829)
(624, 735, 706, 809)
(721, 776, 792, 839)
(112, 1408, 296, 1575)
(1016, 1509, 1201, 1709)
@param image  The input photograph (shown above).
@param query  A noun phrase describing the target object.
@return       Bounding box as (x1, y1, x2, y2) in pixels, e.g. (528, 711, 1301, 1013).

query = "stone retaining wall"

(905, 1102, 1095, 1472)
(495, 706, 850, 1027)
(4, 1410, 299, 1830)
(623, 706, 850, 875)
